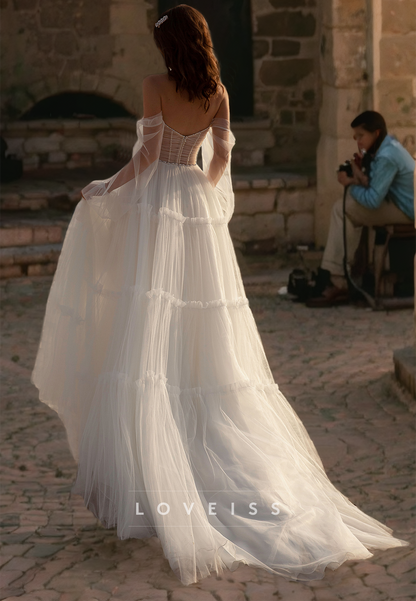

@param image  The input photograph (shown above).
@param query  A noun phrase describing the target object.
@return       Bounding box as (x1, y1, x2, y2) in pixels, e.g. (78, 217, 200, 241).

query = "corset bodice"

(159, 122, 210, 165)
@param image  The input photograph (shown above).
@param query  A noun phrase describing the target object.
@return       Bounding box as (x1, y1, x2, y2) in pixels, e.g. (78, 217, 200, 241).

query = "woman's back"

(143, 73, 227, 135)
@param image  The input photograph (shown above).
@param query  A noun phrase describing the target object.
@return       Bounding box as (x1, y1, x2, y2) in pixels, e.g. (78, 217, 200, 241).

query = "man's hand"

(337, 171, 355, 187)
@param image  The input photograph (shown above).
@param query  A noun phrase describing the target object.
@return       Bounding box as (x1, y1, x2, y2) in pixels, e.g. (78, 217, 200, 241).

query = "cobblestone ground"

(0, 267, 415, 601)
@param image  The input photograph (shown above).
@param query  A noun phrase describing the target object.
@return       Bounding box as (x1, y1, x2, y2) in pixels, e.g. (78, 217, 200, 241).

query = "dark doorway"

(158, 1, 254, 118)
(20, 92, 134, 120)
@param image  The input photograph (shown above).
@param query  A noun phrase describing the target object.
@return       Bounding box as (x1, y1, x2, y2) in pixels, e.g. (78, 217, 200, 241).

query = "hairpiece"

(155, 15, 168, 28)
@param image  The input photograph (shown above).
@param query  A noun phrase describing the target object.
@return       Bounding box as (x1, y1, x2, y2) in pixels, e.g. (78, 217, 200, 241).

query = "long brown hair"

(153, 4, 222, 112)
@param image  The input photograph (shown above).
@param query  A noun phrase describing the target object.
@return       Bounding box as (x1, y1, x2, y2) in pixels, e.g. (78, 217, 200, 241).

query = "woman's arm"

(206, 89, 232, 188)
(105, 77, 162, 194)
(349, 156, 398, 210)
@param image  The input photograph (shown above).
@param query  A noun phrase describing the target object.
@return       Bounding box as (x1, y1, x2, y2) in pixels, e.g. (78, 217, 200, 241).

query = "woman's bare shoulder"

(217, 83, 228, 100)
(142, 73, 169, 89)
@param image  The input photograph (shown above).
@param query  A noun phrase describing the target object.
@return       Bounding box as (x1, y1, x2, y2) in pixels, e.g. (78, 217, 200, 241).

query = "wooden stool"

(372, 223, 415, 298)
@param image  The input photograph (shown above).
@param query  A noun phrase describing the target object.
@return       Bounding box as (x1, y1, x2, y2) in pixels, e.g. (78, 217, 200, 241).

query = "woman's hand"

(351, 160, 369, 187)
(337, 171, 355, 187)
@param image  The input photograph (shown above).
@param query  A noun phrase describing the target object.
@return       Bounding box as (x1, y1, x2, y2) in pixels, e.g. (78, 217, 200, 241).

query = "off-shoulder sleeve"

(80, 111, 163, 221)
(201, 117, 236, 221)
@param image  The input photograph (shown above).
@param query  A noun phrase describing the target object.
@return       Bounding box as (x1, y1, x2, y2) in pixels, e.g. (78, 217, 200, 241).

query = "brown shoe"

(306, 285, 349, 308)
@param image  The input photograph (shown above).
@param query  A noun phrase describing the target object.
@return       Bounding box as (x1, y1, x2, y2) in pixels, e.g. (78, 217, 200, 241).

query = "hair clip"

(155, 15, 168, 28)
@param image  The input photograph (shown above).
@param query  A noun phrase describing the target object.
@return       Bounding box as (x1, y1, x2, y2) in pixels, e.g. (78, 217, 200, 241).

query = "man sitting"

(307, 110, 415, 308)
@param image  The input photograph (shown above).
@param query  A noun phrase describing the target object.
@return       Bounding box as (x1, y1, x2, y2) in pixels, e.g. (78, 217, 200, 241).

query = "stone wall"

(315, 0, 416, 248)
(2, 118, 136, 171)
(251, 0, 321, 165)
(231, 173, 316, 250)
(374, 0, 416, 156)
(0, 0, 164, 120)
(315, 0, 370, 247)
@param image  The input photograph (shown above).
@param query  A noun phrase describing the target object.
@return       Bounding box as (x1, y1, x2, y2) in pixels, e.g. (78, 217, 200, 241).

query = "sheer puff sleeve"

(201, 117, 236, 222)
(79, 111, 163, 222)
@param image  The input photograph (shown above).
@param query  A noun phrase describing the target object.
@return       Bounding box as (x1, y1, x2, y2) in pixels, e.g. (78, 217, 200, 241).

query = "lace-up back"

(159, 122, 210, 165)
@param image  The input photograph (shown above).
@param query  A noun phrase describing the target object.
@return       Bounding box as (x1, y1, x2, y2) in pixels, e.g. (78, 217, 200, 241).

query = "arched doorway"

(158, 0, 254, 118)
(20, 92, 134, 120)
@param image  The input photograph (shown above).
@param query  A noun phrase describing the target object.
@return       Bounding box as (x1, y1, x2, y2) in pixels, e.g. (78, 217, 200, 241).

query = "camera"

(338, 160, 354, 178)
(337, 149, 372, 178)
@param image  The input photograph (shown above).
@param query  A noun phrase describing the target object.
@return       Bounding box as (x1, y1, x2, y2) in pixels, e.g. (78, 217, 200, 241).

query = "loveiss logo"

(135, 501, 282, 517)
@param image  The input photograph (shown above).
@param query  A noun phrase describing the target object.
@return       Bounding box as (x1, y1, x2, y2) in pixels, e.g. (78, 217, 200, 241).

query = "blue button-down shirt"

(349, 135, 415, 221)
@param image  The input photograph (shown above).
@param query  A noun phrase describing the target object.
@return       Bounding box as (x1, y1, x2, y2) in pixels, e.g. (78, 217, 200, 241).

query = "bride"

(31, 3, 409, 587)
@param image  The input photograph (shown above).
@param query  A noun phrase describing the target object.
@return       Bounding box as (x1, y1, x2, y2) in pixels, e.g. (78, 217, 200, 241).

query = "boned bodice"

(159, 122, 210, 165)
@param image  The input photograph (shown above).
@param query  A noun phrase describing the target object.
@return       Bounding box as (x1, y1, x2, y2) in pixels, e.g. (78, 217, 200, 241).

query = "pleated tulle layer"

(31, 160, 409, 586)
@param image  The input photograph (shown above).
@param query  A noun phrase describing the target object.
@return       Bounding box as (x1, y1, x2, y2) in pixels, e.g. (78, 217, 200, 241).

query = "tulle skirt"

(31, 160, 409, 586)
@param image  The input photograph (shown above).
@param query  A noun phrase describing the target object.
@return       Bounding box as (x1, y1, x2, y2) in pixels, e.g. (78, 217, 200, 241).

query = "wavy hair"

(153, 4, 222, 112)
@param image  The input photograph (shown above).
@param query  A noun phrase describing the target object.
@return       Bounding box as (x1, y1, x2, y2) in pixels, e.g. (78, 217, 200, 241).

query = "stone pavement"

(0, 266, 415, 601)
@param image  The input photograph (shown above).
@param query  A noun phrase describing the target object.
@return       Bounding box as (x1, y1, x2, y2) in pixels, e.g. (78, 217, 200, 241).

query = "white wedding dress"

(31, 111, 408, 586)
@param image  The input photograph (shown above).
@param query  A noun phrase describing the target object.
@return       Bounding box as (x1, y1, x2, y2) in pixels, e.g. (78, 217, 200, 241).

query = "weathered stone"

(37, 32, 53, 53)
(13, 0, 37, 8)
(319, 84, 366, 138)
(110, 2, 149, 35)
(54, 31, 78, 56)
(253, 39, 269, 59)
(377, 79, 416, 127)
(39, 0, 76, 29)
(232, 179, 250, 190)
(235, 129, 274, 150)
(252, 179, 270, 189)
(271, 0, 315, 6)
(271, 39, 301, 56)
(62, 138, 98, 153)
(321, 29, 368, 88)
(2, 137, 24, 157)
(280, 110, 293, 124)
(234, 189, 276, 215)
(277, 188, 316, 214)
(24, 137, 60, 153)
(229, 213, 284, 242)
(79, 71, 100, 93)
(0, 227, 33, 248)
(259, 59, 314, 86)
(80, 35, 113, 72)
(33, 225, 62, 245)
(48, 151, 67, 163)
(303, 89, 315, 105)
(286, 212, 314, 244)
(27, 262, 57, 276)
(0, 244, 62, 266)
(380, 34, 416, 78)
(256, 11, 316, 37)
(0, 265, 22, 279)
(2, 556, 37, 571)
(231, 149, 265, 167)
(74, 3, 110, 36)
(322, 0, 366, 28)
(382, 0, 416, 34)
(25, 543, 64, 557)
(67, 157, 93, 169)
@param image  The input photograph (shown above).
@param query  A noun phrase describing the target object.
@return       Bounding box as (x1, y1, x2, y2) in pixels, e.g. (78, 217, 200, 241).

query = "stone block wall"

(230, 174, 316, 250)
(375, 0, 416, 157)
(315, 0, 370, 247)
(251, 0, 321, 165)
(1, 118, 137, 171)
(0, 0, 164, 120)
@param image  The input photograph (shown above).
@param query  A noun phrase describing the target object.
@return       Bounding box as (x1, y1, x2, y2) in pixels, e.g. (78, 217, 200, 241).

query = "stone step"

(0, 190, 81, 212)
(0, 212, 72, 249)
(0, 243, 63, 279)
(0, 211, 72, 278)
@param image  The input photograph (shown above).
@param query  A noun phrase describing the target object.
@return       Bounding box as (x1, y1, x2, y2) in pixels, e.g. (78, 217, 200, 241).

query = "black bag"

(288, 269, 310, 301)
